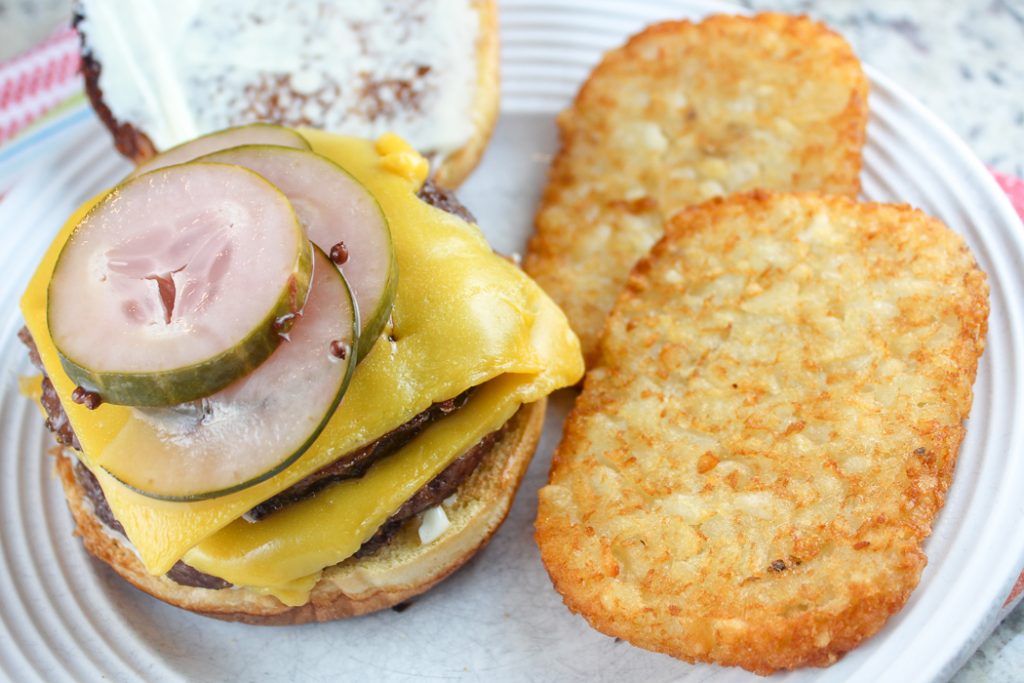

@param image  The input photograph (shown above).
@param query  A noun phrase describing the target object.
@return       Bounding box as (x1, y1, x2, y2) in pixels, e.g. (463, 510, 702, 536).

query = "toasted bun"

(536, 192, 988, 673)
(57, 399, 544, 624)
(431, 0, 499, 188)
(524, 13, 869, 363)
(78, 0, 499, 188)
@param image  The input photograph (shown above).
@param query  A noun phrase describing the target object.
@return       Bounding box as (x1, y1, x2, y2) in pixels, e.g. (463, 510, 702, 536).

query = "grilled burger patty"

(22, 327, 498, 590)
(416, 180, 476, 224)
(245, 387, 473, 521)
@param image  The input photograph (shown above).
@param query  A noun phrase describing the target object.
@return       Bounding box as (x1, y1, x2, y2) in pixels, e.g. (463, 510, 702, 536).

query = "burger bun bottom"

(55, 399, 545, 624)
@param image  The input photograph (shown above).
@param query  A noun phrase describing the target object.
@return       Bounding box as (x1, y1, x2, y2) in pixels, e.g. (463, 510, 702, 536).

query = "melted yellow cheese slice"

(20, 132, 582, 577)
(187, 374, 541, 604)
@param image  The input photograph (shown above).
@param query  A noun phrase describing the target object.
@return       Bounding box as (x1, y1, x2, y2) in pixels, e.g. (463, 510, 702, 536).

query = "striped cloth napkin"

(1, 21, 1023, 613)
(0, 25, 79, 143)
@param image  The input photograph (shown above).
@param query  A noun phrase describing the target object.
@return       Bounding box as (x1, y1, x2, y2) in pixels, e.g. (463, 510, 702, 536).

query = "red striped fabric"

(0, 25, 80, 144)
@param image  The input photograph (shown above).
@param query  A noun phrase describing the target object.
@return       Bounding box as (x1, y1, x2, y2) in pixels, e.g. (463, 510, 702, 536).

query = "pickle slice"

(200, 145, 396, 360)
(98, 247, 358, 501)
(48, 163, 312, 406)
(127, 123, 310, 180)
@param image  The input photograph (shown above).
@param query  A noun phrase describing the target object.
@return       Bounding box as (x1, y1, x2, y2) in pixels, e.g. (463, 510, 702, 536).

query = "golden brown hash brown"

(535, 192, 988, 674)
(524, 13, 869, 363)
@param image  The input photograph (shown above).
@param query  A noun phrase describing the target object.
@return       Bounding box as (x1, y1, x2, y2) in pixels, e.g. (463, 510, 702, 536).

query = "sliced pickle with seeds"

(200, 145, 396, 360)
(98, 247, 359, 501)
(48, 162, 312, 406)
(126, 123, 310, 180)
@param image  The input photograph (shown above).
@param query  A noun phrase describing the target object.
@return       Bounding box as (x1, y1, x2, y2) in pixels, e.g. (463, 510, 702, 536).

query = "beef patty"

(245, 388, 473, 521)
(21, 327, 497, 591)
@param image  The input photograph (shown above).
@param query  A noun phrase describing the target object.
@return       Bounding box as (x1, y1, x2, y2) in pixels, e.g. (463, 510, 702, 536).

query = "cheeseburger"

(19, 127, 582, 623)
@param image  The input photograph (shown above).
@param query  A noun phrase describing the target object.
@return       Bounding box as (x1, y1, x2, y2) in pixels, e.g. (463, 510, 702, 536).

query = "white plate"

(1, 2, 1023, 681)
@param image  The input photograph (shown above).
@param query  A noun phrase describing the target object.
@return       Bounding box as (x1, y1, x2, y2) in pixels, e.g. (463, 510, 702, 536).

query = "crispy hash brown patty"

(524, 13, 869, 363)
(535, 192, 988, 674)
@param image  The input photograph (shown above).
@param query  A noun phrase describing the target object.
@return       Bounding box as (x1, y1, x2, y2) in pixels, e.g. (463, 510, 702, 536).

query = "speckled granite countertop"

(740, 0, 1024, 180)
(737, 2, 1024, 680)
(0, 0, 70, 62)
